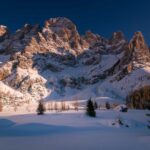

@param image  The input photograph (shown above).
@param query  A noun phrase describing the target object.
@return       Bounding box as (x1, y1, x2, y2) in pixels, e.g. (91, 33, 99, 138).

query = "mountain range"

(0, 17, 150, 110)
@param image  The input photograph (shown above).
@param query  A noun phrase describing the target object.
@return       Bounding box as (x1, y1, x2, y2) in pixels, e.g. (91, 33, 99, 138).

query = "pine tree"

(105, 101, 110, 109)
(37, 101, 45, 115)
(86, 98, 96, 117)
(146, 113, 150, 129)
(94, 101, 98, 110)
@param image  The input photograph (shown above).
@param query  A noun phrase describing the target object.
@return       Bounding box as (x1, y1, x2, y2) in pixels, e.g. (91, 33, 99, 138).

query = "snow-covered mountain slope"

(0, 17, 150, 110)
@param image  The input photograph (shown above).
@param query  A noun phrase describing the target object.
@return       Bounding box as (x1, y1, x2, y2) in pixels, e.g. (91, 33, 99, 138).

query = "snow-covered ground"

(0, 110, 150, 150)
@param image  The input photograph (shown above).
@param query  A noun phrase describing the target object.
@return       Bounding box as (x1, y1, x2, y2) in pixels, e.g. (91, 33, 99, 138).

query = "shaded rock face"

(107, 31, 128, 54)
(83, 30, 102, 46)
(109, 31, 125, 45)
(82, 31, 108, 54)
(121, 32, 150, 68)
(110, 32, 150, 81)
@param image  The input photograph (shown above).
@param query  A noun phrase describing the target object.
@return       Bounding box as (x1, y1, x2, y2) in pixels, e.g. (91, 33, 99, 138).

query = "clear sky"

(0, 0, 150, 44)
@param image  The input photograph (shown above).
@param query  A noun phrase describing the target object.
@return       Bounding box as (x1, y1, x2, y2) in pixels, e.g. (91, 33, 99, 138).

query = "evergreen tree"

(105, 101, 111, 109)
(146, 114, 150, 129)
(37, 101, 45, 115)
(86, 98, 96, 117)
(94, 101, 98, 110)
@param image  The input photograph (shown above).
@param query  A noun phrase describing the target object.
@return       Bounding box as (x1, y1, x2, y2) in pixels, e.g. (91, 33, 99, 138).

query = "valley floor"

(0, 110, 150, 150)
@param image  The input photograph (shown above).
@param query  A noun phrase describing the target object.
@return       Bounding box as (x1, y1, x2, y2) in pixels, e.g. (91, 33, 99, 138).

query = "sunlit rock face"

(0, 25, 9, 42)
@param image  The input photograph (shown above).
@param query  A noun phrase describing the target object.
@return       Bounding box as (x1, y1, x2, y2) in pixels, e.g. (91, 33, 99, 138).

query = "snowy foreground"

(0, 110, 150, 150)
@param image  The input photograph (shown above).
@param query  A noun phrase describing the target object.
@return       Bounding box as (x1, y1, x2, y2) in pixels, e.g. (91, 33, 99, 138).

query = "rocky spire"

(109, 31, 125, 45)
(111, 31, 150, 79)
(0, 25, 9, 42)
(129, 31, 147, 49)
(128, 31, 150, 64)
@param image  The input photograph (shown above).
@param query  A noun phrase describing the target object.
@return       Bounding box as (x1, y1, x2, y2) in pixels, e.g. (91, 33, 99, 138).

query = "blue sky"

(0, 0, 150, 44)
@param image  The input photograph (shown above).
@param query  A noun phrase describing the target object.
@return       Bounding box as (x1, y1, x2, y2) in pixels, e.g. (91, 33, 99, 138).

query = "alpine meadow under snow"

(0, 17, 150, 150)
(0, 110, 150, 150)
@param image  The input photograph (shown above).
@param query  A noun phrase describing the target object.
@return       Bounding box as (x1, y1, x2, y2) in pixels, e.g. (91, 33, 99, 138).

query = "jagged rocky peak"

(83, 30, 104, 45)
(44, 17, 80, 40)
(129, 31, 148, 50)
(128, 31, 150, 63)
(84, 30, 101, 41)
(106, 31, 127, 54)
(109, 31, 126, 45)
(14, 24, 41, 40)
(43, 17, 87, 53)
(117, 31, 150, 75)
(81, 30, 108, 54)
(44, 17, 76, 30)
(0, 25, 9, 42)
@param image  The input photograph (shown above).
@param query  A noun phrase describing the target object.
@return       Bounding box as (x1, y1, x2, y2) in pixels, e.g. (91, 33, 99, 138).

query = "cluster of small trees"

(47, 101, 70, 112)
(37, 100, 80, 115)
(36, 98, 126, 116)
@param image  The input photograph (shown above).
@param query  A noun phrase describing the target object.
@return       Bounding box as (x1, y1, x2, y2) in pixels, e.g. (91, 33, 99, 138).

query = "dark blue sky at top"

(0, 0, 150, 44)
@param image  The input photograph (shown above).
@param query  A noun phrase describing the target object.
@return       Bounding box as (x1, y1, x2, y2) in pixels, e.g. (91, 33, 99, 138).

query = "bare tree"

(73, 100, 79, 111)
(61, 101, 66, 111)
(47, 102, 53, 111)
(54, 102, 58, 112)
